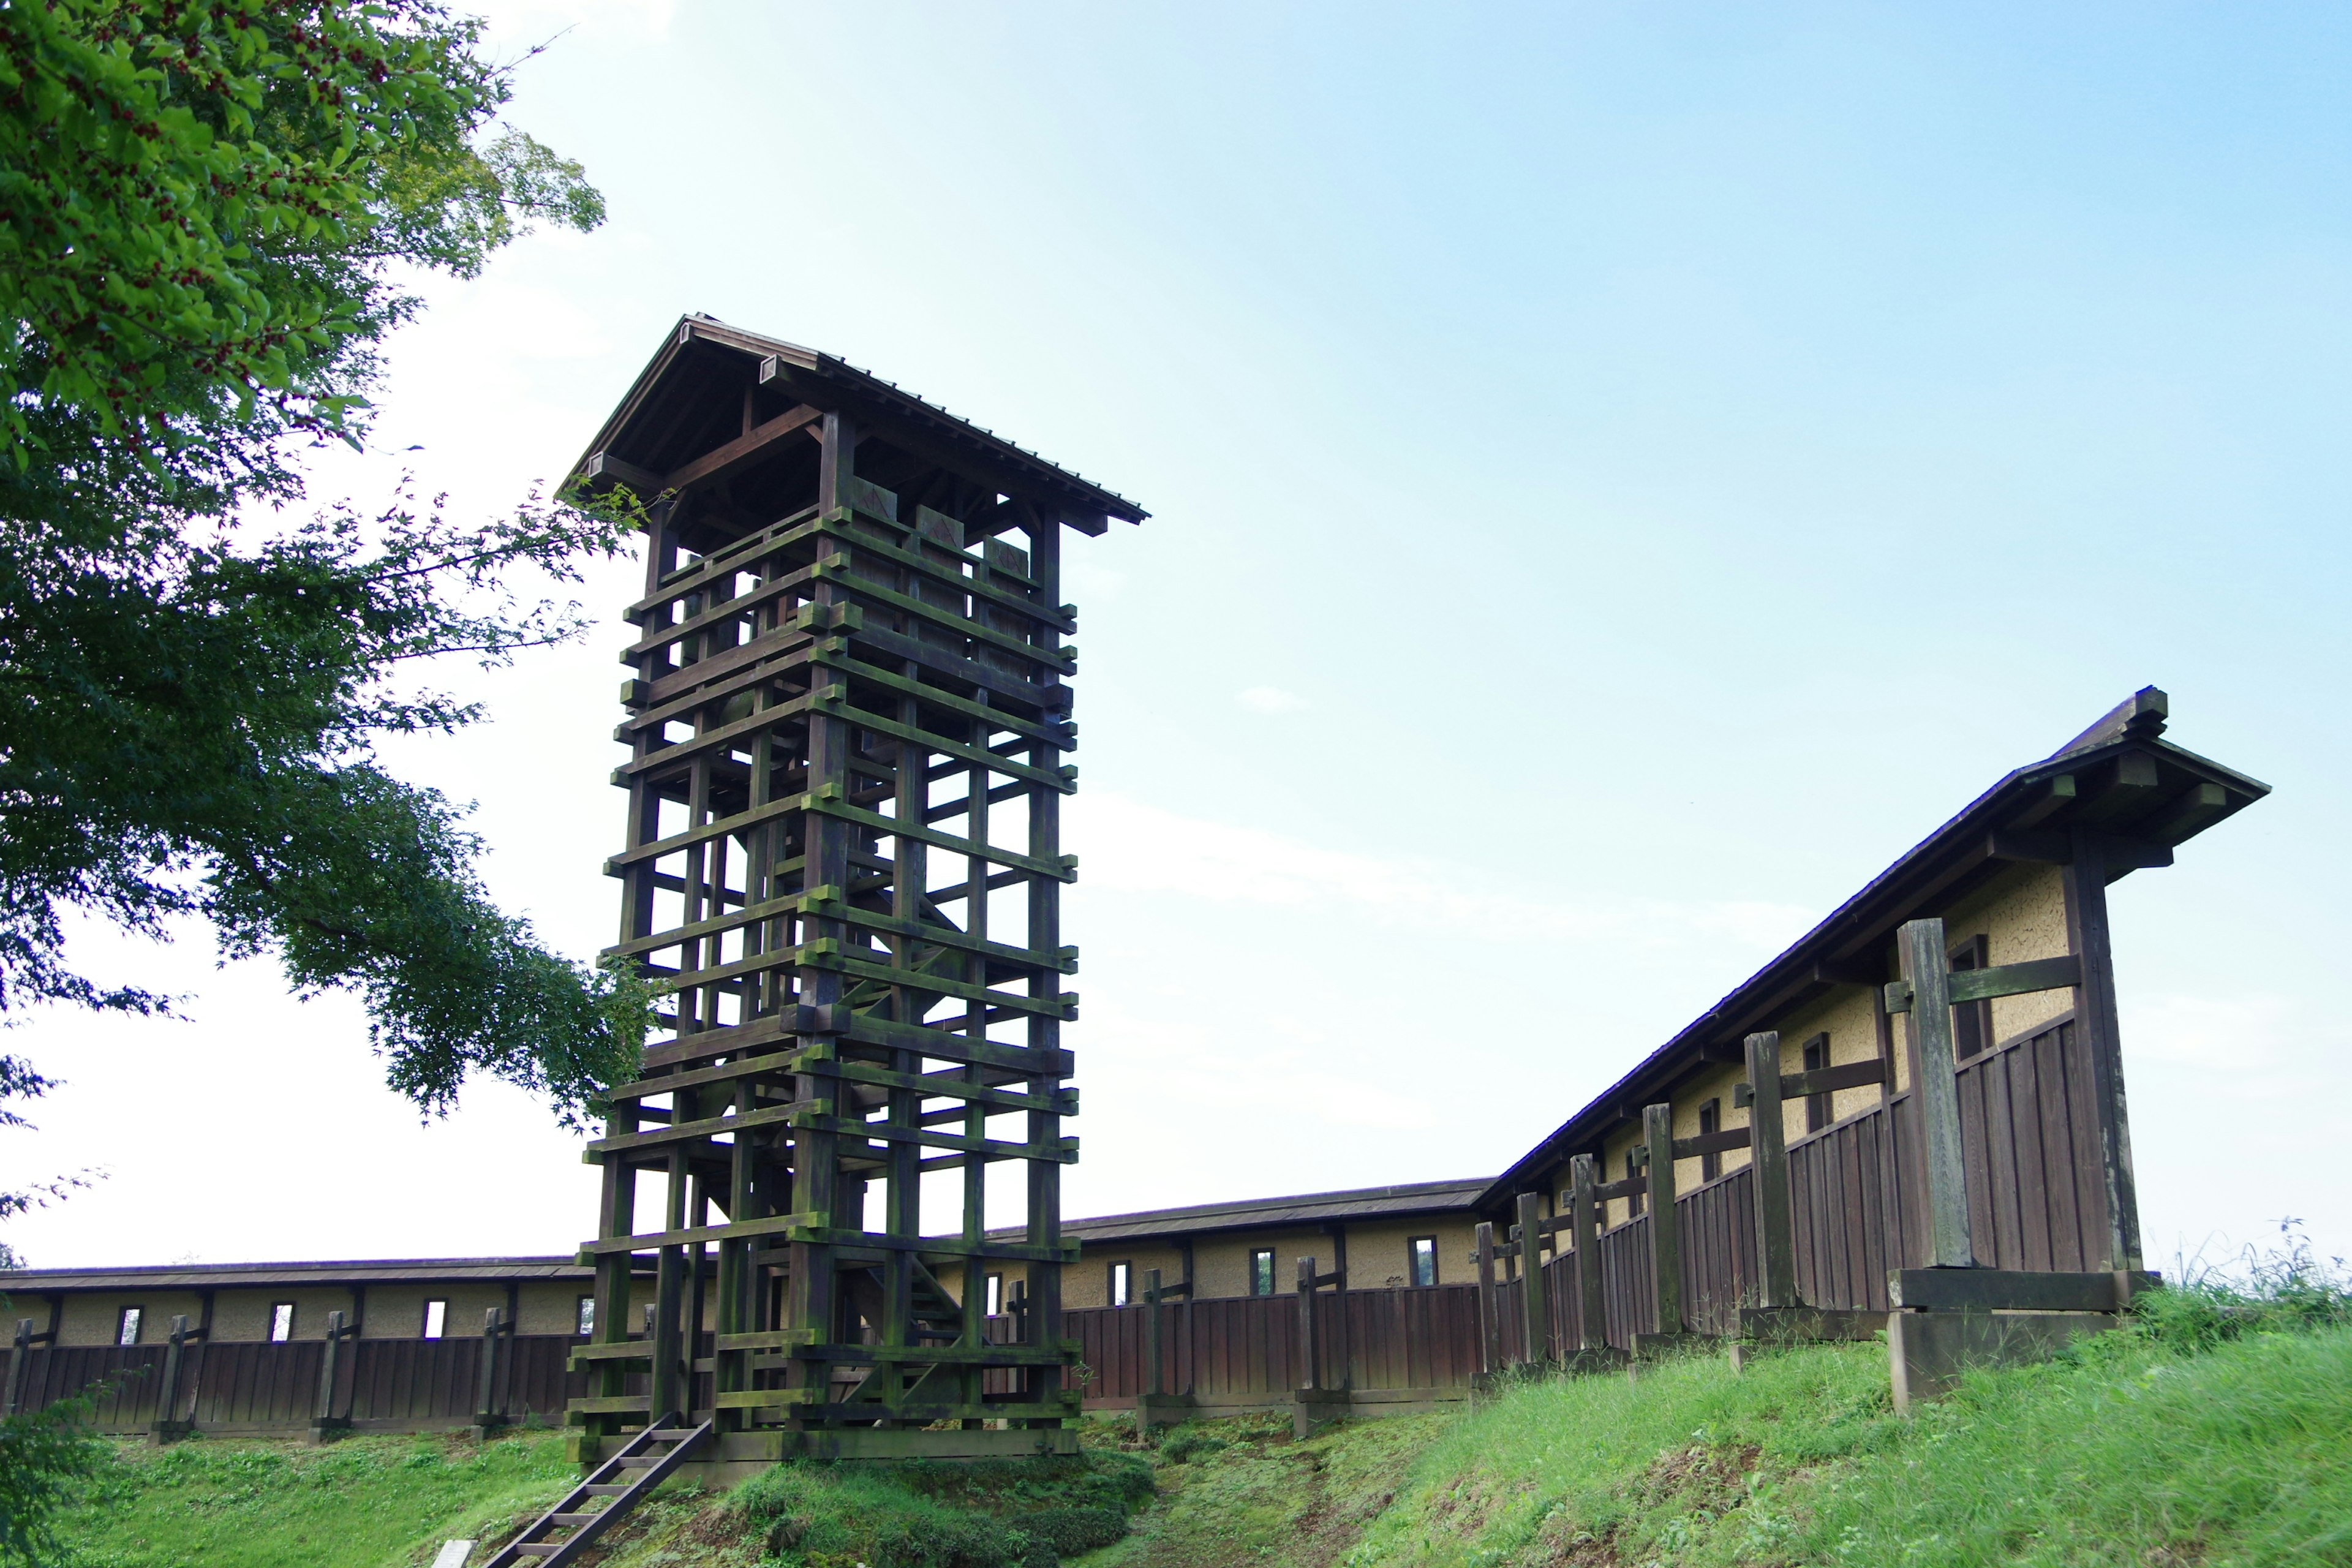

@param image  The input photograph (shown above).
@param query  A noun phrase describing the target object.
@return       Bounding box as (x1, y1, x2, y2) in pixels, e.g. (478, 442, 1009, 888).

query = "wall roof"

(1477, 688, 2271, 1212)
(1000, 1178, 1494, 1246)
(0, 1257, 598, 1294)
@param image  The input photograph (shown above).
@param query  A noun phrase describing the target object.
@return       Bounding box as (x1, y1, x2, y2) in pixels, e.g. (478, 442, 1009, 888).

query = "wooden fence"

(11, 954, 2122, 1432)
(10, 1335, 594, 1437)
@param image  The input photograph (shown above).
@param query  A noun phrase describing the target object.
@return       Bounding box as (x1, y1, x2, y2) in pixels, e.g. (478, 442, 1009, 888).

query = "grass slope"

(48, 1278, 2352, 1568)
(58, 1429, 577, 1568)
(1093, 1293, 2352, 1567)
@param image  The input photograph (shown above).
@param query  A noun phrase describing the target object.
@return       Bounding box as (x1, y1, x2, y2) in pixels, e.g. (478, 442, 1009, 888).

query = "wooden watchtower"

(564, 315, 1143, 1465)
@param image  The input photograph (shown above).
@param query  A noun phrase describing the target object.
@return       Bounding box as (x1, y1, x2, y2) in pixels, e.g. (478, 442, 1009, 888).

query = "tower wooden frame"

(564, 317, 1142, 1458)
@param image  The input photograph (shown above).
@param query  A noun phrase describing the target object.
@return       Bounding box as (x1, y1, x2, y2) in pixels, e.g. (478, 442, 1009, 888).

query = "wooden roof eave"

(1474, 695, 2272, 1214)
(569, 315, 1148, 530)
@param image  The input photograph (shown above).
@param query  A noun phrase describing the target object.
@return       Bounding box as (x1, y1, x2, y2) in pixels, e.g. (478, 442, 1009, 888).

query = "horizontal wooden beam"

(1734, 1056, 1889, 1108)
(579, 450, 665, 498)
(1884, 954, 2082, 1013)
(665, 402, 823, 492)
(1889, 1267, 2153, 1313)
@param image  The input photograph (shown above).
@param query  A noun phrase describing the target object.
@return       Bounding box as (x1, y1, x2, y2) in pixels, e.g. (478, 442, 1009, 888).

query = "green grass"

(47, 1261, 2352, 1567)
(1337, 1284, 2352, 1567)
(1084, 1409, 1446, 1568)
(56, 1428, 578, 1568)
(594, 1441, 1158, 1568)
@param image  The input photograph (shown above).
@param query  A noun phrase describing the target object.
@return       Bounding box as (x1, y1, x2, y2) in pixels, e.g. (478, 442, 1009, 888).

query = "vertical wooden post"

(475, 1307, 508, 1434)
(1513, 1191, 1550, 1365)
(1143, 1268, 1164, 1400)
(1744, 1031, 1798, 1309)
(1643, 1104, 1681, 1336)
(1570, 1155, 1606, 1352)
(151, 1314, 190, 1444)
(4, 1320, 31, 1417)
(2062, 829, 2144, 1272)
(1295, 1256, 1322, 1393)
(311, 1309, 347, 1442)
(1898, 917, 1975, 1268)
(1472, 1223, 1501, 1374)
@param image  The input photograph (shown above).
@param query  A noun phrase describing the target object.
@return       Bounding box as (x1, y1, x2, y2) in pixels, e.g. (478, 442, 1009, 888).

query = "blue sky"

(9, 2, 2348, 1271)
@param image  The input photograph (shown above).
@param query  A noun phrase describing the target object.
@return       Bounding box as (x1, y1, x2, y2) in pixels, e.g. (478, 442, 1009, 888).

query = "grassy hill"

(50, 1273, 2352, 1568)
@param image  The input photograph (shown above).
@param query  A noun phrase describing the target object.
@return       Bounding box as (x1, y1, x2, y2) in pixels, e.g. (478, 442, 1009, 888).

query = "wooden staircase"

(481, 1417, 712, 1567)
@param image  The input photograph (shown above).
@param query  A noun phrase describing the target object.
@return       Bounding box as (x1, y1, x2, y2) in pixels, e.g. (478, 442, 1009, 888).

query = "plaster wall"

(1539, 862, 2081, 1232)
(53, 1291, 204, 1347)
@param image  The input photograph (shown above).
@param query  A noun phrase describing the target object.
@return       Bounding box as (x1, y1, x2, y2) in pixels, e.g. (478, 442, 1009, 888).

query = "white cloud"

(1237, 686, 1310, 714)
(1067, 791, 1815, 953)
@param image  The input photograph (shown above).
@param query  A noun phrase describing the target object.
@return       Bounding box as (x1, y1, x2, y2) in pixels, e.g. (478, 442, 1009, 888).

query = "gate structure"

(565, 316, 1144, 1467)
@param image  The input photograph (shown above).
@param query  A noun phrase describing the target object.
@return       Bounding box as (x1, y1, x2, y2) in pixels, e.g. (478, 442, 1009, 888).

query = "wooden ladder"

(481, 1417, 712, 1568)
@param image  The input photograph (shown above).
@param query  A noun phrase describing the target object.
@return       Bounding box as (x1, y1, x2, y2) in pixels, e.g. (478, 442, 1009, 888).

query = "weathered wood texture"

(12, 1336, 597, 1436)
(576, 360, 1110, 1444)
(11, 1023, 2113, 1429)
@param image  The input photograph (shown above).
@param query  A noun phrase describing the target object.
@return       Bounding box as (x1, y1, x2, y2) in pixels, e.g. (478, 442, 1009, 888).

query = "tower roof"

(569, 314, 1147, 533)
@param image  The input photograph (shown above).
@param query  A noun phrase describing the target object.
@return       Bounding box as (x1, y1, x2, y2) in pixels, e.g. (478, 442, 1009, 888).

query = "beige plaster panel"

(1062, 1243, 1188, 1310)
(1185, 1231, 1333, 1302)
(516, 1282, 592, 1337)
(1337, 1218, 1482, 1290)
(1949, 864, 2074, 1044)
(1891, 864, 2076, 1068)
(1770, 983, 1890, 1131)
(360, 1284, 510, 1340)
(209, 1288, 355, 1343)
(55, 1292, 205, 1347)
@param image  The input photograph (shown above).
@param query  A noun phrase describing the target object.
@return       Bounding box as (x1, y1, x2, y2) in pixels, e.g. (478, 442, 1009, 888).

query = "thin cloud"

(1068, 792, 1815, 953)
(1237, 687, 1310, 715)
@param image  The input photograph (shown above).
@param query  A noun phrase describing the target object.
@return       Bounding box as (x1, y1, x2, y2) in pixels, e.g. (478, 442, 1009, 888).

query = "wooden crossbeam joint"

(1883, 954, 2082, 1014)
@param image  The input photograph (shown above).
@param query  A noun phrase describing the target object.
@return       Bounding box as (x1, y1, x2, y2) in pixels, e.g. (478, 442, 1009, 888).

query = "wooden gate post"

(1513, 1192, 1550, 1366)
(1142, 1269, 1164, 1400)
(1897, 918, 1976, 1268)
(1643, 1104, 1682, 1339)
(1472, 1223, 1501, 1374)
(1570, 1155, 1606, 1352)
(1743, 1031, 1799, 1309)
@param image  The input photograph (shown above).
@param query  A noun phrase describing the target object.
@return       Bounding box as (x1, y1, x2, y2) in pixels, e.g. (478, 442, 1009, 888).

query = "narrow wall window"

(116, 1307, 143, 1346)
(1950, 933, 1992, 1060)
(1803, 1033, 1832, 1133)
(576, 1296, 595, 1336)
(1698, 1099, 1722, 1183)
(1250, 1248, 1276, 1297)
(1109, 1261, 1133, 1307)
(1409, 1236, 1439, 1288)
(422, 1299, 448, 1340)
(270, 1303, 295, 1343)
(1624, 1150, 1645, 1216)
(985, 1274, 1004, 1317)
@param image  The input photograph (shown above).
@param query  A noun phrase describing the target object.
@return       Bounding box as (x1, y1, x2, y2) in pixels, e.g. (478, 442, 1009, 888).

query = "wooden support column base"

(1738, 1306, 1890, 1344)
(472, 1414, 513, 1442)
(150, 1419, 197, 1446)
(1136, 1392, 1197, 1430)
(1888, 1310, 2110, 1412)
(1291, 1386, 1463, 1438)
